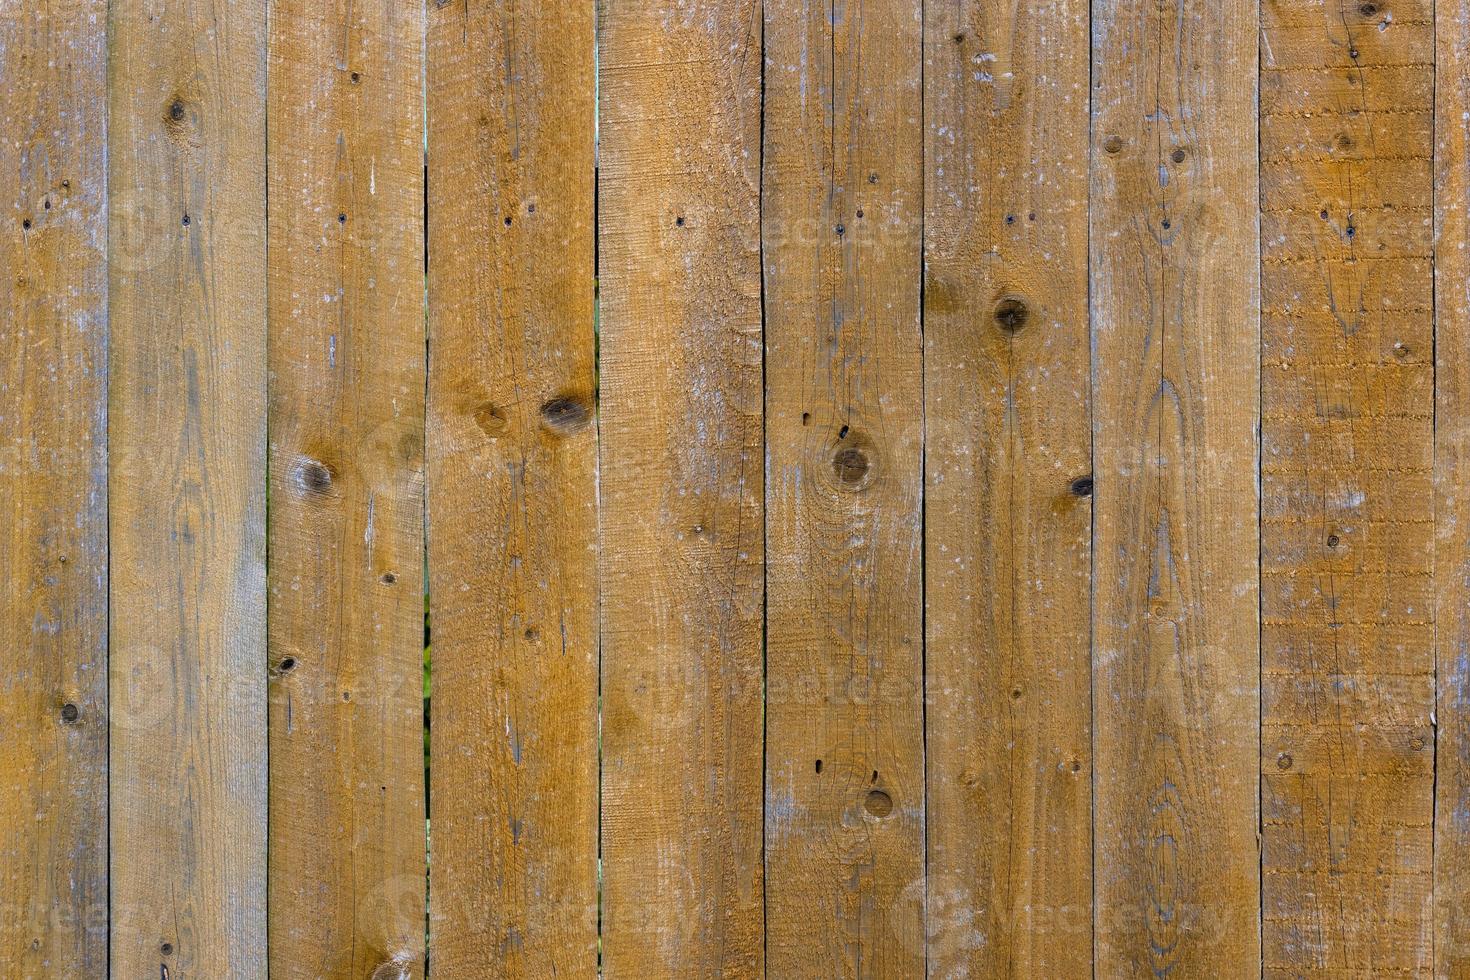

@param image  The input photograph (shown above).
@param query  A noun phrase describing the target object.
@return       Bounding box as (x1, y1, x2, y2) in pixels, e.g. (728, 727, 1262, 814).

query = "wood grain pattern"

(1090, 0, 1261, 974)
(1441, 2, 1470, 975)
(0, 2, 108, 975)
(1261, 1, 1436, 975)
(267, 1, 426, 977)
(762, 0, 924, 973)
(923, 0, 1093, 975)
(426, 0, 599, 975)
(597, 0, 765, 974)
(107, 1, 268, 976)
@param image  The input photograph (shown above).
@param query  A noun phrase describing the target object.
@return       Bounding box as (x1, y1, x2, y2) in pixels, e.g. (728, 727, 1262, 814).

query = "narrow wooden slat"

(1438, 0, 1470, 974)
(0, 2, 107, 974)
(108, 2, 268, 975)
(1090, 0, 1261, 973)
(1260, 2, 1436, 974)
(923, 1, 1092, 974)
(762, 0, 924, 972)
(425, 0, 598, 974)
(267, 1, 426, 976)
(597, 1, 765, 973)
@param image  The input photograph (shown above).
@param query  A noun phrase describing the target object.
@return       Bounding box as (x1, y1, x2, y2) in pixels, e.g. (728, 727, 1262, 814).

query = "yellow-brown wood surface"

(1441, 3, 1470, 975)
(0, 1, 108, 975)
(426, 0, 600, 975)
(762, 0, 924, 973)
(597, 0, 765, 974)
(1091, 0, 1262, 974)
(107, 0, 268, 976)
(924, 1, 1093, 974)
(267, 1, 426, 977)
(1262, 1, 1436, 974)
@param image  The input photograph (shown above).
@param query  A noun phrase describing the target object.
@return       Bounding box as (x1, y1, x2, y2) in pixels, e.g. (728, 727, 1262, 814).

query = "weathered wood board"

(267, 0, 427, 976)
(426, 0, 600, 975)
(108, 1, 269, 976)
(1091, 0, 1262, 973)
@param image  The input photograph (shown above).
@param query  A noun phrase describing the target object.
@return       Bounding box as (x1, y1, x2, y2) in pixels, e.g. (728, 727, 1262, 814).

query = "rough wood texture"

(1090, 0, 1261, 974)
(426, 0, 599, 975)
(1261, 1, 1436, 975)
(107, 2, 268, 976)
(267, 1, 426, 977)
(1441, 3, 1470, 974)
(0, 2, 108, 975)
(762, 0, 924, 973)
(923, 1, 1093, 975)
(597, 0, 765, 974)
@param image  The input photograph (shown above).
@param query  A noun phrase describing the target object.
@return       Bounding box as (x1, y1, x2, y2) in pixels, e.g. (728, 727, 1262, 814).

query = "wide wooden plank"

(266, 1, 426, 976)
(1090, 0, 1261, 974)
(1439, 0, 1470, 975)
(0, 2, 108, 975)
(923, 1, 1093, 974)
(425, 0, 599, 975)
(762, 0, 924, 972)
(1260, 1, 1436, 974)
(597, 1, 765, 974)
(108, 1, 268, 976)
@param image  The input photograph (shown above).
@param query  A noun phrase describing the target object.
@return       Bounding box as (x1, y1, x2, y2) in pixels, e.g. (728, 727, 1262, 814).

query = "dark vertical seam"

(1256, 0, 1266, 974)
(757, 0, 768, 971)
(420, 4, 432, 974)
(917, 0, 929, 970)
(1430, 0, 1440, 972)
(1086, 0, 1097, 975)
(262, 0, 272, 972)
(592, 3, 604, 976)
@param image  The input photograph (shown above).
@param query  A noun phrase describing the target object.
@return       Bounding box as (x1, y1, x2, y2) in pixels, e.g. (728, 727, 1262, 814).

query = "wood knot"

(1276, 752, 1293, 770)
(864, 789, 893, 818)
(297, 458, 336, 496)
(60, 702, 80, 724)
(994, 296, 1029, 333)
(1359, 2, 1377, 14)
(472, 401, 508, 438)
(832, 446, 871, 489)
(1069, 475, 1094, 497)
(539, 395, 591, 435)
(1103, 134, 1125, 154)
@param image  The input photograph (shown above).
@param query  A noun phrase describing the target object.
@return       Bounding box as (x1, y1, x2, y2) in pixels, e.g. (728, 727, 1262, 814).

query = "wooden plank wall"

(10, 0, 1470, 977)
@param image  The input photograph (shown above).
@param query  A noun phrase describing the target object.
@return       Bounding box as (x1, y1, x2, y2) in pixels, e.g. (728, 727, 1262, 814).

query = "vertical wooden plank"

(762, 0, 924, 973)
(267, 1, 426, 976)
(108, 1, 267, 976)
(923, 0, 1093, 974)
(0, 1, 108, 974)
(1090, 0, 1261, 974)
(1260, 2, 1436, 975)
(426, 0, 599, 975)
(1441, 0, 1470, 973)
(597, 0, 765, 973)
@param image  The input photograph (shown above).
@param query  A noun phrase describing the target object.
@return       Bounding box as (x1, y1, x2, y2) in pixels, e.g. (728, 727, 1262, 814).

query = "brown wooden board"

(108, 1, 269, 975)
(0, 1, 108, 974)
(763, 0, 925, 972)
(1091, 0, 1263, 973)
(923, 1, 1094, 974)
(597, 0, 766, 974)
(267, 0, 427, 976)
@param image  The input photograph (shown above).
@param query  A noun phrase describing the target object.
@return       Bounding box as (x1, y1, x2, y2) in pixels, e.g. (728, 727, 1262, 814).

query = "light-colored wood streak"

(923, 0, 1093, 975)
(107, 1, 268, 976)
(1090, 0, 1261, 974)
(0, 1, 108, 975)
(1261, 0, 1436, 974)
(426, 0, 599, 975)
(597, 0, 765, 974)
(267, 1, 426, 977)
(1437, 0, 1470, 976)
(762, 0, 924, 973)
